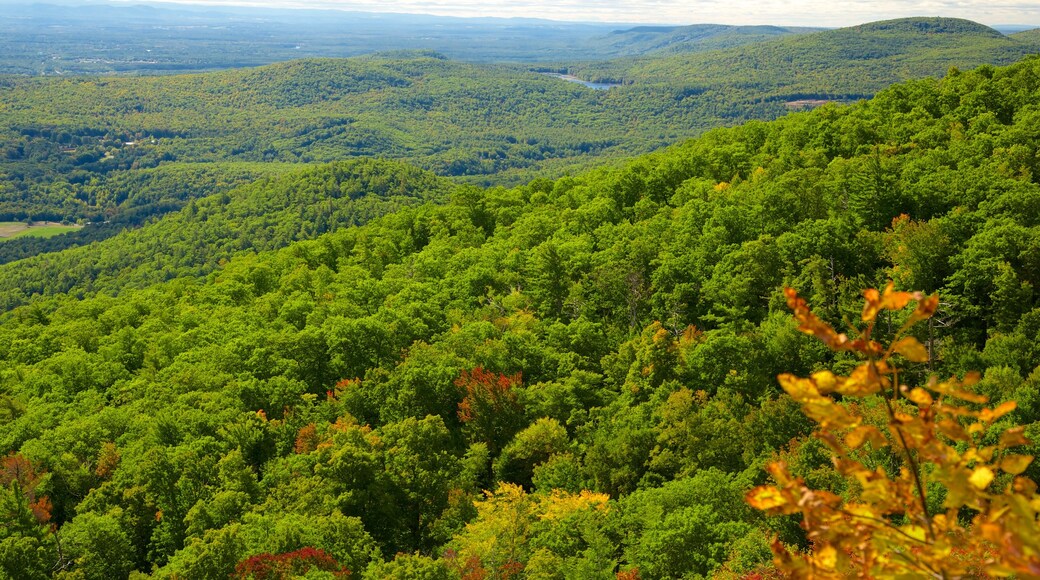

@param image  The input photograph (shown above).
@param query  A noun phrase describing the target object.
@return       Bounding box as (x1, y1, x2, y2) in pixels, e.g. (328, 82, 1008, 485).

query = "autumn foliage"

(456, 367, 526, 454)
(233, 547, 350, 579)
(294, 423, 319, 454)
(1, 452, 52, 525)
(747, 284, 1040, 577)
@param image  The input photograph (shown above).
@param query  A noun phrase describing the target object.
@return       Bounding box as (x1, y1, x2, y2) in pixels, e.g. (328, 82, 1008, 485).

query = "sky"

(107, 0, 1040, 27)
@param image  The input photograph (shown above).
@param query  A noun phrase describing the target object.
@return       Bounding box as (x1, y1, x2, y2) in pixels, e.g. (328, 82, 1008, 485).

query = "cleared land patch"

(0, 221, 81, 241)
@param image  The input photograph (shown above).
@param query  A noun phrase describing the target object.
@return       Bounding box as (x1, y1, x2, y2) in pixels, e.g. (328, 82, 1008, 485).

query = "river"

(541, 73, 622, 90)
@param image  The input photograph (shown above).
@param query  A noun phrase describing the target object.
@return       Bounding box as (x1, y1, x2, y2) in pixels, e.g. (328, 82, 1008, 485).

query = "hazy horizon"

(69, 0, 1040, 28)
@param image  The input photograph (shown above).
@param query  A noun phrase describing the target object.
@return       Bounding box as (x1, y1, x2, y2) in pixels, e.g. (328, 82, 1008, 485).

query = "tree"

(59, 510, 135, 580)
(378, 415, 475, 552)
(528, 242, 569, 319)
(449, 483, 611, 579)
(456, 368, 526, 457)
(233, 547, 351, 579)
(494, 417, 570, 488)
(618, 469, 762, 579)
(0, 454, 54, 580)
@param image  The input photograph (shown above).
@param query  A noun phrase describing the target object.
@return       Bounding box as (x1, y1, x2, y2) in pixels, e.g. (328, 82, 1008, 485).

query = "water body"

(542, 73, 622, 90)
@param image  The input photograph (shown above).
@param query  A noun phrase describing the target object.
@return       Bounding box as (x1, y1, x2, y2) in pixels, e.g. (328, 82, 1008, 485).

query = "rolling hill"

(573, 17, 1040, 97)
(0, 158, 457, 309)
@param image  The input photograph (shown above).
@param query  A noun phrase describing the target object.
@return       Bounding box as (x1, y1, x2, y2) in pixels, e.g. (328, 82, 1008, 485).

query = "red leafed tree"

(233, 547, 350, 579)
(1, 452, 52, 524)
(456, 367, 526, 455)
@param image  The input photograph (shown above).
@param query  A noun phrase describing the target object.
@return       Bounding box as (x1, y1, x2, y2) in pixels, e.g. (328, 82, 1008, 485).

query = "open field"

(0, 221, 81, 241)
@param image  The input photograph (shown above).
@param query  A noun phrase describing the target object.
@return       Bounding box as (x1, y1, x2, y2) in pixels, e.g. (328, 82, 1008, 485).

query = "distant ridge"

(850, 17, 1004, 37)
(569, 16, 1040, 109)
(612, 26, 683, 34)
(1011, 28, 1040, 41)
(592, 23, 820, 56)
(998, 24, 1040, 34)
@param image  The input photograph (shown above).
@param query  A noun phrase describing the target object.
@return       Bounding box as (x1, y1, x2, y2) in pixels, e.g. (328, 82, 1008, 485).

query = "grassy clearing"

(0, 221, 82, 241)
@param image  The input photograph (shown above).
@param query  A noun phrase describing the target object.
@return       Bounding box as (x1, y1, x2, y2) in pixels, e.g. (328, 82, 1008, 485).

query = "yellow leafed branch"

(747, 286, 1040, 578)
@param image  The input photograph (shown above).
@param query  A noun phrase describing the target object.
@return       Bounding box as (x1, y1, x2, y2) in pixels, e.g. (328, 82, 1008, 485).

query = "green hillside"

(0, 158, 457, 309)
(1012, 27, 1040, 42)
(2, 52, 1040, 578)
(574, 17, 1040, 95)
(0, 55, 667, 223)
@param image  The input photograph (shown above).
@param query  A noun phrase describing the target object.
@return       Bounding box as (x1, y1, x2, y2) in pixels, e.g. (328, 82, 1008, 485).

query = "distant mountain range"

(3, 0, 1036, 75)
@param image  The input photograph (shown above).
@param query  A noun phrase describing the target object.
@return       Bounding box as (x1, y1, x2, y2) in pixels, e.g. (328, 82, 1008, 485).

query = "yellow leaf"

(906, 387, 933, 406)
(1014, 477, 1037, 495)
(979, 522, 1004, 544)
(840, 362, 884, 396)
(846, 425, 884, 450)
(777, 374, 821, 400)
(811, 370, 839, 393)
(937, 418, 968, 441)
(894, 411, 915, 424)
(1000, 454, 1034, 475)
(879, 281, 916, 311)
(765, 461, 795, 486)
(815, 544, 838, 570)
(1000, 427, 1030, 448)
(908, 293, 939, 323)
(901, 525, 927, 542)
(948, 389, 988, 404)
(862, 288, 881, 322)
(969, 467, 994, 490)
(962, 371, 981, 386)
(978, 446, 995, 462)
(892, 336, 929, 363)
(746, 486, 788, 511)
(785, 288, 850, 349)
(991, 400, 1017, 422)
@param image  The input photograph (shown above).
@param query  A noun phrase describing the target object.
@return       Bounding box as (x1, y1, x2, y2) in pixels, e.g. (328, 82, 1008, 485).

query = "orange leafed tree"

(1, 452, 53, 525)
(747, 284, 1040, 578)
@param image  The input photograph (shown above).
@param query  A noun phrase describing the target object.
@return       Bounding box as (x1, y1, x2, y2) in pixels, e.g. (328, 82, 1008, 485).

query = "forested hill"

(574, 17, 1040, 96)
(2, 55, 1040, 578)
(0, 158, 458, 309)
(1012, 27, 1040, 42)
(0, 55, 641, 223)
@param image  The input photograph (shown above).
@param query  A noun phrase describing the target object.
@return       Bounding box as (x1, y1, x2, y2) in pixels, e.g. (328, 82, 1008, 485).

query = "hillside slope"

(0, 158, 457, 309)
(1, 53, 1040, 579)
(575, 17, 1040, 97)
